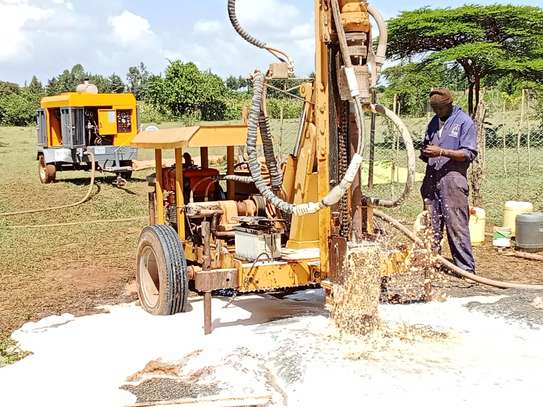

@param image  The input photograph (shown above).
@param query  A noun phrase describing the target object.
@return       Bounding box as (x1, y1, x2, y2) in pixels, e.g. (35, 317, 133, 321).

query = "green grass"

(0, 337, 31, 367)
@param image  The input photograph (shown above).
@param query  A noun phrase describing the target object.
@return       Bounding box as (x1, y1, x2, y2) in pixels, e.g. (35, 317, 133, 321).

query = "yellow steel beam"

(155, 149, 164, 225)
(175, 148, 185, 240)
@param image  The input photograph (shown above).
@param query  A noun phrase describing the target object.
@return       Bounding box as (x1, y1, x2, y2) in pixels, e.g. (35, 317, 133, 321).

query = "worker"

(183, 152, 194, 168)
(420, 88, 478, 274)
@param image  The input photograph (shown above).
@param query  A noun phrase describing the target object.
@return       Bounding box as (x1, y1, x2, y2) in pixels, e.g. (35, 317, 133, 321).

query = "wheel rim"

(139, 245, 160, 309)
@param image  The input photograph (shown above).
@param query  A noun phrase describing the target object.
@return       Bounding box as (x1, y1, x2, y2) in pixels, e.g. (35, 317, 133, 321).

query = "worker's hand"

(422, 145, 444, 158)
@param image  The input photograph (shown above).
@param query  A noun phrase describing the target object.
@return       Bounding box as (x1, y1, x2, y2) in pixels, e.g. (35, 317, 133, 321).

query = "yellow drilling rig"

(131, 0, 419, 334)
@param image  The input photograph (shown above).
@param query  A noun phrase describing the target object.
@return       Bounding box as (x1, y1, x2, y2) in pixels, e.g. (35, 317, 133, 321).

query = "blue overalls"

(421, 106, 478, 273)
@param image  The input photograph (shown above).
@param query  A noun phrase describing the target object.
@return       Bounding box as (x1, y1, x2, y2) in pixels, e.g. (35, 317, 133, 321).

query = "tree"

(0, 81, 20, 97)
(146, 61, 227, 121)
(0, 93, 36, 126)
(27, 76, 44, 97)
(107, 74, 125, 93)
(47, 64, 87, 95)
(225, 75, 249, 92)
(382, 63, 466, 116)
(126, 62, 150, 100)
(387, 5, 543, 116)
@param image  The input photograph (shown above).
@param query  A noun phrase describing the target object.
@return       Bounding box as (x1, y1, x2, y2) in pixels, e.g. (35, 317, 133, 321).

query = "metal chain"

(338, 101, 351, 237)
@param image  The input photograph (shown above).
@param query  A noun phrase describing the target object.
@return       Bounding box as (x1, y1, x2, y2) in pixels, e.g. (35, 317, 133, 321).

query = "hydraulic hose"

(224, 175, 253, 184)
(0, 152, 97, 217)
(363, 104, 416, 208)
(227, 0, 293, 68)
(259, 112, 283, 190)
(246, 72, 366, 216)
(367, 4, 388, 75)
(227, 0, 266, 49)
(259, 86, 283, 190)
(373, 209, 543, 290)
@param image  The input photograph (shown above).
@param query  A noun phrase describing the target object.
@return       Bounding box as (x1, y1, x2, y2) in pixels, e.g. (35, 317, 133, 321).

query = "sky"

(0, 0, 542, 85)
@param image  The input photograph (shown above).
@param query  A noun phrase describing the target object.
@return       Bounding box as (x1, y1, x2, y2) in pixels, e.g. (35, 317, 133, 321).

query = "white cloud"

(193, 19, 223, 34)
(108, 10, 155, 47)
(236, 0, 299, 29)
(0, 0, 54, 62)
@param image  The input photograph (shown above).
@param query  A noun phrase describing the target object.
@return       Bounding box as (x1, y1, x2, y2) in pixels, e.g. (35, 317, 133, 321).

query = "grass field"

(1, 117, 542, 353)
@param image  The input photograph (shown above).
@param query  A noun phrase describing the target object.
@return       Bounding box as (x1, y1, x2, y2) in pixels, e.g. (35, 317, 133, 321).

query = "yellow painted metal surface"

(155, 149, 165, 225)
(131, 125, 261, 150)
(237, 260, 320, 293)
(98, 109, 118, 135)
(175, 148, 186, 240)
(40, 92, 136, 109)
(40, 92, 137, 148)
(315, 0, 332, 279)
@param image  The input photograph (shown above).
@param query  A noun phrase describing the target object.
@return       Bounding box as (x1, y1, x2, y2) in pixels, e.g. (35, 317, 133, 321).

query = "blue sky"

(0, 0, 542, 85)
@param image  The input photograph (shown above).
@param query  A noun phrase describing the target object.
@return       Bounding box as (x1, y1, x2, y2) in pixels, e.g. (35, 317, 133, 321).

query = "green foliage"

(0, 81, 20, 97)
(138, 101, 172, 124)
(47, 65, 127, 95)
(146, 61, 228, 121)
(225, 75, 249, 92)
(126, 63, 150, 100)
(0, 91, 37, 126)
(106, 74, 125, 93)
(222, 92, 250, 120)
(266, 98, 303, 120)
(387, 5, 543, 114)
(0, 337, 30, 367)
(381, 63, 466, 116)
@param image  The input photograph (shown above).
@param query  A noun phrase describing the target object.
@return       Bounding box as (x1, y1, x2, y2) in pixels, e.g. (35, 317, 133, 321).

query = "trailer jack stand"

(204, 292, 212, 335)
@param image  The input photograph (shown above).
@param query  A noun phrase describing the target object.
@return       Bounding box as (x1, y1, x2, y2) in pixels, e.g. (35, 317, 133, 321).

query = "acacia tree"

(387, 5, 543, 116)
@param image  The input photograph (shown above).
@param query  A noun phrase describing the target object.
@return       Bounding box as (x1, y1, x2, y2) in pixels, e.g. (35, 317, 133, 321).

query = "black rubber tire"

(38, 155, 56, 184)
(120, 160, 133, 180)
(136, 224, 189, 315)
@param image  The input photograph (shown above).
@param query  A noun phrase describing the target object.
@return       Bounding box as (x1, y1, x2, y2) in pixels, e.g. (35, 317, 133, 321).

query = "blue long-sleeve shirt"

(422, 105, 478, 177)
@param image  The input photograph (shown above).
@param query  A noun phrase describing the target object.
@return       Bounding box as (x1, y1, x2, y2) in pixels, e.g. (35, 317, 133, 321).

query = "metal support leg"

(204, 292, 212, 335)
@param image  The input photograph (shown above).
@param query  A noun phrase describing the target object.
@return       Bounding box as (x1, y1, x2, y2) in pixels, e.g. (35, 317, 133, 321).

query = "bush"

(0, 92, 37, 126)
(266, 98, 303, 119)
(138, 102, 171, 124)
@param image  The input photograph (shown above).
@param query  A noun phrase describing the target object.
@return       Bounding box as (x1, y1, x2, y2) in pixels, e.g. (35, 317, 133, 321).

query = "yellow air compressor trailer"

(37, 80, 139, 184)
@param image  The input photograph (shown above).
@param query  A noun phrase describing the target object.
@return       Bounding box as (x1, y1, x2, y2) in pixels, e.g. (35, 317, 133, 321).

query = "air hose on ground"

(0, 152, 97, 217)
(374, 209, 543, 290)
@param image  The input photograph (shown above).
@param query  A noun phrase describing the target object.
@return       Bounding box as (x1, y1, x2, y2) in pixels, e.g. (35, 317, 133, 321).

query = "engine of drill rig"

(154, 161, 285, 265)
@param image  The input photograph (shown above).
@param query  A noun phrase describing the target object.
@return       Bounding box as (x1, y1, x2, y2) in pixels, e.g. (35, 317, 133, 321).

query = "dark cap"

(430, 88, 453, 106)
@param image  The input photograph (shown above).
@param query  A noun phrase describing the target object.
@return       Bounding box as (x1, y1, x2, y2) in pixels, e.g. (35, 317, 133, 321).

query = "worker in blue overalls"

(420, 88, 478, 274)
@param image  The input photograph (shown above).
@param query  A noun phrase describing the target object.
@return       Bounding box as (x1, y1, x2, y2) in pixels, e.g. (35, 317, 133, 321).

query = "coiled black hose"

(224, 175, 253, 184)
(246, 72, 299, 214)
(259, 111, 283, 190)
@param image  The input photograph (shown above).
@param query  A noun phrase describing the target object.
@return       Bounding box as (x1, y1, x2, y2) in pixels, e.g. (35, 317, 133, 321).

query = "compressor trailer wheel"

(136, 225, 189, 315)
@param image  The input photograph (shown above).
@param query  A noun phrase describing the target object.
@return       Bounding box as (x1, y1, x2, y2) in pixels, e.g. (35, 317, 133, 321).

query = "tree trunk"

(467, 82, 475, 117)
(469, 100, 486, 208)
(473, 74, 481, 118)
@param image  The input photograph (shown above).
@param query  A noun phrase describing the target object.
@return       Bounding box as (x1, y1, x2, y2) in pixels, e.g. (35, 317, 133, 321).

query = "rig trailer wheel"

(136, 225, 189, 315)
(38, 155, 56, 184)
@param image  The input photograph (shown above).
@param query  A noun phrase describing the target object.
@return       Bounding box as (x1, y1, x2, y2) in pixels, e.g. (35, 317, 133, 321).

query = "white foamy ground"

(1, 290, 542, 406)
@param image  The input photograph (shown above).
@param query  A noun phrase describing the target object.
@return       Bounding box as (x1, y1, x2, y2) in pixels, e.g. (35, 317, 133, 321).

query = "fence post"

(516, 89, 526, 198)
(527, 90, 532, 173)
(502, 99, 507, 176)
